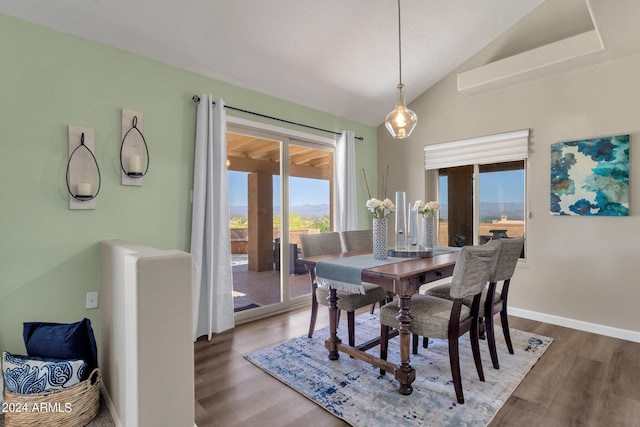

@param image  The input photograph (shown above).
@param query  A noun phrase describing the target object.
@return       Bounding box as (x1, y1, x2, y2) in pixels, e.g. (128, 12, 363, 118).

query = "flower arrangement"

(363, 166, 395, 218)
(366, 197, 395, 219)
(415, 200, 441, 217)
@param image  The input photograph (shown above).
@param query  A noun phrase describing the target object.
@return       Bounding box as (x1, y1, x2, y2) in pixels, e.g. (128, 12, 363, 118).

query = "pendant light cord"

(397, 0, 403, 85)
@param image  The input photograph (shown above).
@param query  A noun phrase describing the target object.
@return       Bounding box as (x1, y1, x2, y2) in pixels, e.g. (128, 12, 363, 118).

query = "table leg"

(395, 294, 416, 395)
(325, 287, 341, 360)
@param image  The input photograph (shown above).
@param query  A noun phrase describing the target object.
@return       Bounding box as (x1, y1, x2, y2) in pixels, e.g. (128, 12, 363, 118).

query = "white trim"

(424, 129, 529, 170)
(509, 307, 640, 343)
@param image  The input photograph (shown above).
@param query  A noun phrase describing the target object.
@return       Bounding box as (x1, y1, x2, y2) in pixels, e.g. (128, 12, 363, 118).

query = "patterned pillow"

(2, 352, 87, 394)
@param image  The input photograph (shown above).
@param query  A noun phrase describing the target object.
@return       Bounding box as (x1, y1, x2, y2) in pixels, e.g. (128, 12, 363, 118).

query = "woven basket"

(4, 368, 100, 427)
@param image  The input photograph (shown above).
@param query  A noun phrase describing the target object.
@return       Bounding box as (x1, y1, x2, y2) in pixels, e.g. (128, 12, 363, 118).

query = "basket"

(4, 368, 100, 427)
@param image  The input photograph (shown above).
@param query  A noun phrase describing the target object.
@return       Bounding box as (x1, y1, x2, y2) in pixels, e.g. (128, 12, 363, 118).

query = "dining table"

(300, 248, 459, 395)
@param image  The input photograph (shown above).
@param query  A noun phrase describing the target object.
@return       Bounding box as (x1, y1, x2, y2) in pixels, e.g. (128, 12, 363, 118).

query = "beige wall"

(378, 0, 640, 337)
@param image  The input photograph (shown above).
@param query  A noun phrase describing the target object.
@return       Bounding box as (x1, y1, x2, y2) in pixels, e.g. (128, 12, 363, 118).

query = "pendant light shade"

(385, 0, 417, 139)
(385, 84, 417, 139)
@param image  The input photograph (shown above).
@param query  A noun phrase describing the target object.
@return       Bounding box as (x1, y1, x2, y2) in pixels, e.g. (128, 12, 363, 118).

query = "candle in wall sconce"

(76, 182, 92, 197)
(128, 155, 142, 176)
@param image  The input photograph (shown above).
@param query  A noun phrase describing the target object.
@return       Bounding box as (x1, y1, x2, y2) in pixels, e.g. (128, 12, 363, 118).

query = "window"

(425, 130, 528, 257)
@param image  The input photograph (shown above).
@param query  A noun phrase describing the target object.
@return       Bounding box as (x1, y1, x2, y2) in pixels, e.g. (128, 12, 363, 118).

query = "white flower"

(425, 201, 441, 211)
(366, 197, 395, 218)
(366, 198, 382, 210)
(417, 200, 441, 217)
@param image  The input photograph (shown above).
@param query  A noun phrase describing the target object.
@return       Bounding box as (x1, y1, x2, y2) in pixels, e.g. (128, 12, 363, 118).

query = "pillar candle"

(129, 155, 142, 173)
(77, 182, 92, 196)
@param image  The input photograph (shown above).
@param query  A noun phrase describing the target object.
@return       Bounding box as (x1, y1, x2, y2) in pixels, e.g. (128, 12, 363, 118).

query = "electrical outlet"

(86, 291, 99, 309)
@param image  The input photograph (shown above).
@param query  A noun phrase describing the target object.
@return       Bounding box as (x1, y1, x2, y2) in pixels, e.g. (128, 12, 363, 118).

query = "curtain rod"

(192, 95, 363, 141)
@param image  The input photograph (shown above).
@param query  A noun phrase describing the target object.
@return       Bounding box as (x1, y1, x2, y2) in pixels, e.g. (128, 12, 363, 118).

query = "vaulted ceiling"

(0, 0, 545, 126)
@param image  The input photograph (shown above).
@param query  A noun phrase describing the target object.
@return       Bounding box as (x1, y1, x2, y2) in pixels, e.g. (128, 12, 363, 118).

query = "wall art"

(550, 134, 629, 216)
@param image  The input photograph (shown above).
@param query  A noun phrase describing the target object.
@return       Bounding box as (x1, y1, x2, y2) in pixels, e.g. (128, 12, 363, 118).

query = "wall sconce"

(120, 109, 149, 186)
(67, 126, 100, 210)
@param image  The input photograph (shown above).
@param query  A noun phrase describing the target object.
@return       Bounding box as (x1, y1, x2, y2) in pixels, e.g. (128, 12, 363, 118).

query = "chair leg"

(470, 319, 485, 382)
(347, 311, 355, 347)
(422, 336, 429, 349)
(485, 314, 500, 369)
(307, 297, 318, 339)
(448, 337, 464, 404)
(336, 309, 341, 329)
(412, 334, 419, 354)
(370, 302, 376, 314)
(500, 306, 514, 354)
(380, 324, 389, 375)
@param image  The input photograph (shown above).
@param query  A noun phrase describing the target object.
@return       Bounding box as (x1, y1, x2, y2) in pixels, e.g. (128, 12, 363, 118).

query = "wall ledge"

(457, 30, 603, 95)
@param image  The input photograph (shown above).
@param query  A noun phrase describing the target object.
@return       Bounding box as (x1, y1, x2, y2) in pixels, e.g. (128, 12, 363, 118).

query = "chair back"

(449, 245, 499, 299)
(486, 238, 524, 282)
(340, 230, 373, 252)
(299, 232, 342, 258)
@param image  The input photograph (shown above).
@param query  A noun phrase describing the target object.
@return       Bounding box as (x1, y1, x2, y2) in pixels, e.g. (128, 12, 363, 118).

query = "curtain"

(336, 130, 358, 231)
(191, 94, 234, 341)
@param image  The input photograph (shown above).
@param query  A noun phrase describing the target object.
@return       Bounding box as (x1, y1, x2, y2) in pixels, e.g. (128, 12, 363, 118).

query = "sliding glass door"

(226, 125, 335, 319)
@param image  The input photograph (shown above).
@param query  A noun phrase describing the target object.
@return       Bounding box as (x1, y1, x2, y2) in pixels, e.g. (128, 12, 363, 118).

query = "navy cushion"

(23, 318, 98, 380)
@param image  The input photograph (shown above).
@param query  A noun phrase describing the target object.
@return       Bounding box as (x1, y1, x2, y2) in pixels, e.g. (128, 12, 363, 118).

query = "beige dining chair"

(340, 229, 373, 252)
(379, 244, 499, 404)
(341, 229, 394, 314)
(424, 237, 524, 369)
(300, 232, 388, 347)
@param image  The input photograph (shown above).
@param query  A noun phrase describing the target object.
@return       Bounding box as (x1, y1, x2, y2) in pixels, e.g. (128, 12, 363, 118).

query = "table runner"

(315, 248, 460, 294)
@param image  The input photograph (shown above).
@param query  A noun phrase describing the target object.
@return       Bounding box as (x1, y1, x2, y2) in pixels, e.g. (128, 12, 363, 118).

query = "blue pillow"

(23, 318, 98, 380)
(2, 352, 87, 394)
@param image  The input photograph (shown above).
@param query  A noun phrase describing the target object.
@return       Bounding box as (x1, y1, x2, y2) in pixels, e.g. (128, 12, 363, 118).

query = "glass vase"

(408, 202, 419, 250)
(421, 215, 436, 251)
(373, 217, 388, 260)
(395, 191, 406, 251)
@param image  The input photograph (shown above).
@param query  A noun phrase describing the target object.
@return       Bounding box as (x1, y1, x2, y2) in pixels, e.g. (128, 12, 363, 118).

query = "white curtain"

(191, 94, 234, 341)
(336, 130, 358, 231)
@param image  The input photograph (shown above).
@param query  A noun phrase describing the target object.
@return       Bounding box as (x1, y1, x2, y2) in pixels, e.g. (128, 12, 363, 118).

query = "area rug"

(244, 312, 552, 427)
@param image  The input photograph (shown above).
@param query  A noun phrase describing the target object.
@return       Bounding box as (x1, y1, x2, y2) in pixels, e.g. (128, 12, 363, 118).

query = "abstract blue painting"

(550, 135, 629, 216)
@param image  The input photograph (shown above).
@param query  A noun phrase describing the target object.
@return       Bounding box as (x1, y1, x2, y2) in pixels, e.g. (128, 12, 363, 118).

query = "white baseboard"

(100, 383, 123, 427)
(509, 307, 640, 343)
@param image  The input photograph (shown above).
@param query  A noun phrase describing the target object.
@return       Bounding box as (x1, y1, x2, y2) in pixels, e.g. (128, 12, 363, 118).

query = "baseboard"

(100, 383, 123, 427)
(509, 307, 640, 343)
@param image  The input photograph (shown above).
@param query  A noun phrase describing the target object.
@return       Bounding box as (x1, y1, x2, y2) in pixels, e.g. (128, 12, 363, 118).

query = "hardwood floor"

(194, 307, 640, 427)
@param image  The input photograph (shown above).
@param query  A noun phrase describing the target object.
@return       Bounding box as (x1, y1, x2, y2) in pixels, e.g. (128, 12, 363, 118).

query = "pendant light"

(385, 0, 417, 139)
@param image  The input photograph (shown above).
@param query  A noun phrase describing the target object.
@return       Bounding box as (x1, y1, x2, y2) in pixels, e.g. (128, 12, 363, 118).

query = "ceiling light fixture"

(385, 0, 417, 139)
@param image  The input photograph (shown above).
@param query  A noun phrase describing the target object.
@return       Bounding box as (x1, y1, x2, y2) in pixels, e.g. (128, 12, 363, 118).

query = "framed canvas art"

(550, 134, 629, 216)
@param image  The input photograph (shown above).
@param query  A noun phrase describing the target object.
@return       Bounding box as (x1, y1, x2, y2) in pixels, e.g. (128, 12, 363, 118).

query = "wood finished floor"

(194, 307, 640, 427)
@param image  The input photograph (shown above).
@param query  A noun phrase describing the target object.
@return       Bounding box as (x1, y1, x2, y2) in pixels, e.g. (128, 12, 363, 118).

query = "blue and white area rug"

(244, 312, 552, 427)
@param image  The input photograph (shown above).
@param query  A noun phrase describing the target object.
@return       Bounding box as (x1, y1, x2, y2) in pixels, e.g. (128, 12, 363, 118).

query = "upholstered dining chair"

(340, 230, 392, 314)
(424, 238, 524, 369)
(300, 232, 389, 347)
(379, 244, 499, 404)
(340, 229, 373, 252)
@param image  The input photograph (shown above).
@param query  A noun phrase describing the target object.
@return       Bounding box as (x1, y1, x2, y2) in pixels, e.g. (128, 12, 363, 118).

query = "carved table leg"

(325, 287, 341, 360)
(395, 294, 416, 395)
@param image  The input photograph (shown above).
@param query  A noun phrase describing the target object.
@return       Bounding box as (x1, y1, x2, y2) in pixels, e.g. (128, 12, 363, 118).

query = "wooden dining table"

(300, 249, 459, 395)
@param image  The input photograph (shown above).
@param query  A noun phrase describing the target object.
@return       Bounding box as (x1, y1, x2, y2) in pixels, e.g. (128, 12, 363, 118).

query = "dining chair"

(340, 230, 393, 314)
(424, 237, 524, 369)
(340, 229, 373, 252)
(379, 244, 499, 404)
(300, 232, 389, 347)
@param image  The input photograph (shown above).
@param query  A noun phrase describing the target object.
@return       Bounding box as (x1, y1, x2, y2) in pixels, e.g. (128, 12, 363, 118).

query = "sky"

(228, 171, 330, 207)
(229, 169, 524, 208)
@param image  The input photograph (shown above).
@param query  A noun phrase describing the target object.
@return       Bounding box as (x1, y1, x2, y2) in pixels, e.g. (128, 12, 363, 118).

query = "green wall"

(0, 14, 377, 353)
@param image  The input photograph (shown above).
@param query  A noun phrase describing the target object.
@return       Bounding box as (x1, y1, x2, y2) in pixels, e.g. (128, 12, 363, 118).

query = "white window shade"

(424, 129, 529, 170)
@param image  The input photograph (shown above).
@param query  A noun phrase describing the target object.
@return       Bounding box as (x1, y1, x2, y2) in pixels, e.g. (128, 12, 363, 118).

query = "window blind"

(424, 129, 529, 170)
